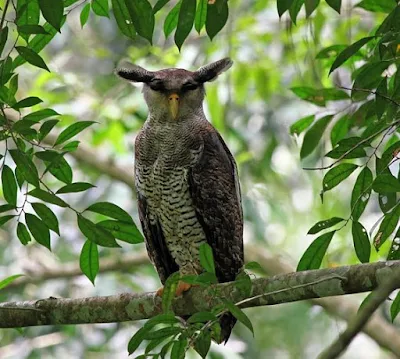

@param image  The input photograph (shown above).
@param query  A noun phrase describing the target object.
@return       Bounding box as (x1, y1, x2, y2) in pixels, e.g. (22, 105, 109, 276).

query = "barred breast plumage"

(135, 121, 206, 275)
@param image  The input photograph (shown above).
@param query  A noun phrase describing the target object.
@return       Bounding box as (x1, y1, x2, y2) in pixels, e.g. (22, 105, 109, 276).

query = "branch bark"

(1, 261, 399, 331)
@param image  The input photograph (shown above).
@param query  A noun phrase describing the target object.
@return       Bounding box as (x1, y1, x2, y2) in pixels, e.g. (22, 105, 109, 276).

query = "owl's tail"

(219, 312, 237, 344)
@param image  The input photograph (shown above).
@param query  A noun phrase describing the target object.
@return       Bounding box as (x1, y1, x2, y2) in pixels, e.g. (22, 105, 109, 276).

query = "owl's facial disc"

(168, 93, 179, 119)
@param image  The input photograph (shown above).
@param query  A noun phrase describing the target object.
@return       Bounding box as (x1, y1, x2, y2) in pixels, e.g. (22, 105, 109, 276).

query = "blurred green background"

(0, 0, 397, 358)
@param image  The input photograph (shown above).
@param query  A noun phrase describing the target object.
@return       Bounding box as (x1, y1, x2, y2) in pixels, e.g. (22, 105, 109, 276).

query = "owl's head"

(116, 58, 232, 121)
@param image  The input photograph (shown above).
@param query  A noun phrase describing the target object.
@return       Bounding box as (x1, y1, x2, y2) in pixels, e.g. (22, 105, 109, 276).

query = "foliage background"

(0, 0, 399, 358)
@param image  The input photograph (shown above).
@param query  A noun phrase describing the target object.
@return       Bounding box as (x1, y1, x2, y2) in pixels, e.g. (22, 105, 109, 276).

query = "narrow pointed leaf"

(374, 204, 400, 249)
(300, 115, 333, 159)
(199, 243, 215, 274)
(15, 46, 49, 71)
(56, 182, 95, 194)
(17, 222, 31, 245)
(92, 0, 109, 17)
(54, 121, 96, 146)
(175, 0, 196, 50)
(206, 0, 228, 40)
(97, 220, 144, 244)
(290, 115, 314, 135)
(2, 165, 17, 207)
(323, 164, 358, 192)
(80, 3, 90, 27)
(38, 0, 64, 31)
(162, 272, 180, 313)
(28, 188, 68, 207)
(112, 0, 136, 39)
(223, 300, 254, 335)
(80, 240, 99, 284)
(195, 0, 207, 33)
(372, 174, 400, 193)
(85, 202, 133, 223)
(25, 213, 51, 250)
(9, 149, 39, 187)
(164, 1, 181, 37)
(0, 274, 24, 290)
(307, 217, 345, 234)
(352, 221, 370, 263)
(391, 291, 400, 322)
(351, 167, 373, 221)
(77, 215, 120, 248)
(326, 0, 341, 13)
(32, 202, 60, 235)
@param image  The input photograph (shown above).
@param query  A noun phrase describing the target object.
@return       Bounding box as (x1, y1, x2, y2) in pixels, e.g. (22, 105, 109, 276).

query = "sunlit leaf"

(352, 221, 370, 263)
(92, 0, 109, 17)
(144, 314, 179, 329)
(153, 0, 170, 14)
(0, 274, 24, 290)
(244, 261, 264, 272)
(290, 115, 314, 135)
(164, 1, 181, 37)
(80, 3, 91, 27)
(297, 231, 335, 271)
(80, 239, 99, 284)
(162, 272, 180, 313)
(195, 0, 207, 33)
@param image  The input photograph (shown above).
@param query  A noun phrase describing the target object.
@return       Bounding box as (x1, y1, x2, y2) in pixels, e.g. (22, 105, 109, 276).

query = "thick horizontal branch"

(1, 261, 399, 330)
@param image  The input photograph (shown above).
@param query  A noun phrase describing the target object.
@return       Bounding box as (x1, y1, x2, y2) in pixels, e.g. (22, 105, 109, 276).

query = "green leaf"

(277, 0, 294, 17)
(372, 173, 400, 193)
(325, 0, 341, 13)
(377, 141, 400, 173)
(195, 0, 207, 33)
(28, 188, 68, 207)
(97, 220, 144, 244)
(329, 36, 374, 74)
(38, 0, 64, 31)
(62, 141, 80, 152)
(12, 120, 37, 134)
(18, 25, 48, 35)
(160, 341, 174, 359)
(124, 0, 154, 43)
(305, 0, 320, 17)
(290, 115, 314, 135)
(356, 0, 396, 13)
(323, 163, 358, 192)
(307, 217, 345, 235)
(23, 108, 59, 122)
(112, 0, 136, 39)
(77, 215, 120, 248)
(56, 182, 95, 194)
(235, 270, 252, 296)
(12, 96, 43, 110)
(128, 327, 150, 355)
(0, 274, 24, 290)
(374, 204, 400, 249)
(54, 121, 95, 146)
(199, 243, 215, 274)
(391, 291, 400, 322)
(170, 338, 187, 359)
(13, 21, 63, 69)
(9, 149, 39, 187)
(0, 26, 8, 56)
(16, 0, 40, 41)
(31, 202, 60, 235)
(351, 167, 373, 221)
(0, 204, 16, 213)
(0, 215, 16, 227)
(164, 1, 181, 38)
(162, 272, 180, 313)
(144, 314, 179, 329)
(297, 231, 336, 271)
(153, 0, 170, 14)
(316, 45, 347, 59)
(352, 221, 370, 263)
(325, 137, 367, 159)
(2, 165, 17, 207)
(379, 192, 397, 213)
(15, 166, 25, 188)
(300, 115, 333, 159)
(39, 119, 59, 141)
(25, 213, 51, 250)
(80, 239, 99, 284)
(330, 115, 350, 147)
(291, 87, 349, 106)
(80, 3, 91, 27)
(45, 155, 73, 184)
(244, 261, 264, 272)
(17, 222, 31, 245)
(15, 46, 49, 72)
(223, 300, 254, 335)
(352, 62, 390, 101)
(187, 311, 217, 323)
(175, 0, 196, 50)
(145, 327, 181, 340)
(375, 77, 388, 119)
(85, 202, 133, 223)
(289, 0, 304, 24)
(194, 331, 211, 358)
(206, 0, 228, 41)
(92, 0, 109, 17)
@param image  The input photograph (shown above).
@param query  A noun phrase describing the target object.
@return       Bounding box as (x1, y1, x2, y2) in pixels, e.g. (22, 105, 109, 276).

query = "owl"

(116, 58, 243, 343)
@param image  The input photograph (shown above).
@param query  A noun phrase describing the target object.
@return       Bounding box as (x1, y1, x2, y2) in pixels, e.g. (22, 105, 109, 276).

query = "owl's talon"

(155, 281, 192, 298)
(156, 286, 164, 297)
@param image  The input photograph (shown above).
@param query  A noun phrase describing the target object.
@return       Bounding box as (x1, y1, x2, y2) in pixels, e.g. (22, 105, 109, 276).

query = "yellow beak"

(168, 93, 179, 120)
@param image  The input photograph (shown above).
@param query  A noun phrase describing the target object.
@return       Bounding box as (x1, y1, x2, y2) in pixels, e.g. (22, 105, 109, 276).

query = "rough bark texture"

(1, 261, 399, 330)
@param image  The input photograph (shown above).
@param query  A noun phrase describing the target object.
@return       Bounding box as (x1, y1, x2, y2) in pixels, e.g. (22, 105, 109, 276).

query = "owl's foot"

(155, 281, 192, 297)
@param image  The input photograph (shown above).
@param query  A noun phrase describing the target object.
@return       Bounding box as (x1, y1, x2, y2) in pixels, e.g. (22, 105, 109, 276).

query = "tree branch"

(318, 267, 400, 359)
(1, 261, 399, 330)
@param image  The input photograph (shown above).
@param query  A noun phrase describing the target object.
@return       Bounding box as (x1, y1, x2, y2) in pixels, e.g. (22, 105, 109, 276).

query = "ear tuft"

(115, 61, 155, 83)
(193, 57, 233, 83)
